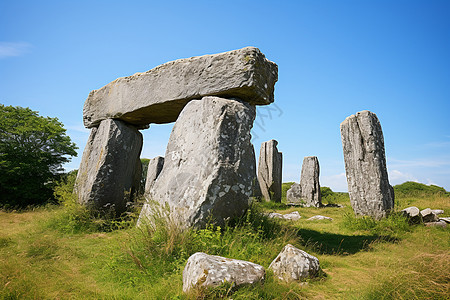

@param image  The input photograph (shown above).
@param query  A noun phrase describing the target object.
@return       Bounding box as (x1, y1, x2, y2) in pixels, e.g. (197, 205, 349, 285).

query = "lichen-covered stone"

(286, 183, 302, 205)
(269, 244, 320, 282)
(340, 110, 394, 219)
(83, 47, 278, 128)
(139, 96, 256, 228)
(182, 252, 265, 293)
(257, 140, 282, 202)
(74, 119, 142, 215)
(144, 156, 164, 194)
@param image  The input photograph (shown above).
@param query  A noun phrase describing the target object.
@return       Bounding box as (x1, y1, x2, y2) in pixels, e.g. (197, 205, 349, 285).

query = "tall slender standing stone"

(75, 119, 143, 215)
(286, 156, 321, 207)
(340, 110, 394, 219)
(144, 156, 164, 194)
(299, 156, 322, 207)
(258, 140, 282, 202)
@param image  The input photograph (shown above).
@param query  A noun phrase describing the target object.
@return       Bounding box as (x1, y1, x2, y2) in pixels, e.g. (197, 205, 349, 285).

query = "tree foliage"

(0, 105, 78, 208)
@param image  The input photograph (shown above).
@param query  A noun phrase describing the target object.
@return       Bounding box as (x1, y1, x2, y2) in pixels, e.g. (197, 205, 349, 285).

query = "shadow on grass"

(297, 228, 399, 255)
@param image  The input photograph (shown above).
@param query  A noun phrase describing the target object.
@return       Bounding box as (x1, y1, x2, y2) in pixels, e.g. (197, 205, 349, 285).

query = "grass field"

(1, 184, 449, 299)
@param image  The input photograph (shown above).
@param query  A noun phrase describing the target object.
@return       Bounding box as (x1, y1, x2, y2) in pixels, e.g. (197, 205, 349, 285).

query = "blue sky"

(1, 0, 449, 191)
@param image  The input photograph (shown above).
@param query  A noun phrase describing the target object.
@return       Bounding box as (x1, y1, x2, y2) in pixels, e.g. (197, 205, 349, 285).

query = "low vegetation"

(1, 181, 448, 299)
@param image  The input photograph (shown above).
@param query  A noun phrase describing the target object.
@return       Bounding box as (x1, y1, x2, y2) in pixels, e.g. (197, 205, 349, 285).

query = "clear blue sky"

(1, 0, 449, 191)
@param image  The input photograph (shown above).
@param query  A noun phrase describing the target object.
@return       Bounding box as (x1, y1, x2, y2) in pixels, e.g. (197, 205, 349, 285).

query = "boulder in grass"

(182, 252, 265, 293)
(424, 221, 447, 228)
(420, 208, 439, 223)
(307, 215, 333, 221)
(269, 244, 320, 282)
(266, 211, 301, 221)
(431, 209, 444, 216)
(401, 206, 422, 224)
(439, 217, 450, 224)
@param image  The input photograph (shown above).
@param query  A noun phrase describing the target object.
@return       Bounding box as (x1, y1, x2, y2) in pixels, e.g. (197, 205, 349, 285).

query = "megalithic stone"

(299, 156, 322, 207)
(83, 47, 278, 128)
(74, 119, 143, 215)
(138, 96, 256, 228)
(258, 139, 283, 202)
(340, 110, 394, 219)
(144, 156, 164, 194)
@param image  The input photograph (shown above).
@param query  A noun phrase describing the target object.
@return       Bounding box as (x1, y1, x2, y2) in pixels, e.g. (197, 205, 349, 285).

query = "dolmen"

(340, 111, 394, 220)
(75, 47, 278, 227)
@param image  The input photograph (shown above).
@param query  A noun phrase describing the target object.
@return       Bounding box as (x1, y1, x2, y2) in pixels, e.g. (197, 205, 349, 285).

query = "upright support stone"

(75, 119, 143, 215)
(299, 156, 322, 207)
(258, 140, 282, 202)
(340, 110, 394, 219)
(139, 96, 256, 228)
(144, 156, 164, 194)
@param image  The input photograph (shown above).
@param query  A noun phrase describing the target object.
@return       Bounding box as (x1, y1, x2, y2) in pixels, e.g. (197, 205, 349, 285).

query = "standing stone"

(83, 47, 278, 128)
(138, 96, 256, 228)
(182, 252, 265, 293)
(144, 156, 164, 194)
(286, 156, 321, 207)
(75, 119, 143, 215)
(340, 110, 394, 219)
(300, 156, 321, 207)
(258, 140, 282, 202)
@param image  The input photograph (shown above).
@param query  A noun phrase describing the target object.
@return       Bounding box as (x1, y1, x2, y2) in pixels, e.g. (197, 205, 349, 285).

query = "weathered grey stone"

(420, 208, 439, 223)
(269, 244, 320, 282)
(139, 96, 256, 228)
(431, 209, 444, 216)
(439, 217, 450, 223)
(340, 110, 394, 219)
(250, 145, 263, 199)
(286, 183, 302, 205)
(424, 221, 447, 228)
(182, 252, 265, 293)
(75, 119, 143, 215)
(257, 140, 282, 202)
(83, 47, 278, 128)
(144, 156, 164, 194)
(286, 157, 321, 207)
(282, 211, 302, 221)
(266, 211, 301, 221)
(401, 206, 422, 224)
(266, 212, 284, 219)
(299, 156, 322, 207)
(307, 215, 333, 221)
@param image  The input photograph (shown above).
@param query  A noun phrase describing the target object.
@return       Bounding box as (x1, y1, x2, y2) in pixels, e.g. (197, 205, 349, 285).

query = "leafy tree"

(0, 105, 78, 208)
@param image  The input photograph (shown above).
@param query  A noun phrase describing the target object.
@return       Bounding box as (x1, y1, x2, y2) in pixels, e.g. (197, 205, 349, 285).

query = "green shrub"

(128, 202, 297, 287)
(320, 186, 349, 205)
(50, 171, 140, 233)
(341, 212, 410, 237)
